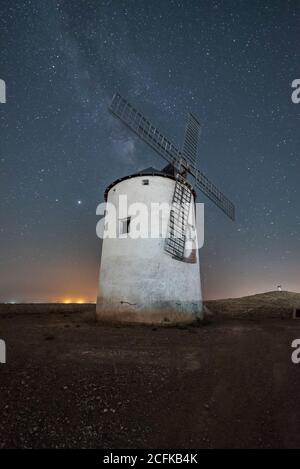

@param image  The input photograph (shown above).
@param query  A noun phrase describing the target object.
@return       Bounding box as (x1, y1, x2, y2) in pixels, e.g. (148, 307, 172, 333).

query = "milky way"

(0, 0, 299, 301)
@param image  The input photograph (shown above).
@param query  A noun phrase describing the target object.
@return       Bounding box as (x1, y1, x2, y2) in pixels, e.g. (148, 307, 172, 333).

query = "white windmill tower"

(96, 93, 235, 325)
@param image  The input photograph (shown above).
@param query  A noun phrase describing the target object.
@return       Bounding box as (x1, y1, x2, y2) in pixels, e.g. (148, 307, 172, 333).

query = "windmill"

(96, 93, 235, 325)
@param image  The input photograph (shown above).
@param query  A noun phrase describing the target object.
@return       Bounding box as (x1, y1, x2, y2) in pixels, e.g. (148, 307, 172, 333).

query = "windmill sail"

(189, 165, 235, 221)
(182, 113, 201, 167)
(109, 93, 179, 167)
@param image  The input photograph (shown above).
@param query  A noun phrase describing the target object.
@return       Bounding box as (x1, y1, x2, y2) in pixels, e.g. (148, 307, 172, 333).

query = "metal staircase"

(164, 175, 192, 260)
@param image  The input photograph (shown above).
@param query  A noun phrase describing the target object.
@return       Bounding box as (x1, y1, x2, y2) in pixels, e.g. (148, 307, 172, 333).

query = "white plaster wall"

(96, 175, 203, 324)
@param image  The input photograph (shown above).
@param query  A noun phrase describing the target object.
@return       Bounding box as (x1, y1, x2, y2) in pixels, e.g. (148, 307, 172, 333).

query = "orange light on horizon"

(63, 298, 86, 304)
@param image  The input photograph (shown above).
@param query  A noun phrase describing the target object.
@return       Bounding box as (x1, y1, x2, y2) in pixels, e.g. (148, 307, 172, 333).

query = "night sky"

(1, 0, 299, 302)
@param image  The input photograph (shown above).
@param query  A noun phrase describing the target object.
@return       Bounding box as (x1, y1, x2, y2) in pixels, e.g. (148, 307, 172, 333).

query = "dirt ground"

(1, 305, 300, 448)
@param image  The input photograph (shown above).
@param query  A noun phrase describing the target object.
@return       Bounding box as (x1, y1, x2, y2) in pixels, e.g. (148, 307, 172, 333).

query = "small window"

(120, 217, 131, 235)
(294, 309, 300, 319)
(142, 179, 149, 185)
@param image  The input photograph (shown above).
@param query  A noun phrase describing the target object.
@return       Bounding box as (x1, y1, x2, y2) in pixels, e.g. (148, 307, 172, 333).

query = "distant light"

(77, 200, 82, 205)
(63, 298, 85, 304)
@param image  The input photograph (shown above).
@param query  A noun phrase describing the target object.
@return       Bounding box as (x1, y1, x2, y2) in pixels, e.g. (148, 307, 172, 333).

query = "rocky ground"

(1, 294, 300, 448)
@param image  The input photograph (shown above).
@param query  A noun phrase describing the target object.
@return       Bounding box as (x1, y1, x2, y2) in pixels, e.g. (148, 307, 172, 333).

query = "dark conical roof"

(129, 164, 176, 177)
(134, 166, 159, 174)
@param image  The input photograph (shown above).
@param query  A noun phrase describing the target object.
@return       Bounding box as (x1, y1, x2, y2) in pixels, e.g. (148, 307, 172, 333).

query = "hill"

(206, 290, 300, 319)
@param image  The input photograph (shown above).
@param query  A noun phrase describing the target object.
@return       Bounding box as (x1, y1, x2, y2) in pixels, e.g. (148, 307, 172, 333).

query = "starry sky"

(0, 0, 299, 302)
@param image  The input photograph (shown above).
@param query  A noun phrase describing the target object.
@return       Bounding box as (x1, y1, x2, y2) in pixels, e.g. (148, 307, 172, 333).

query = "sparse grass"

(206, 290, 300, 319)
